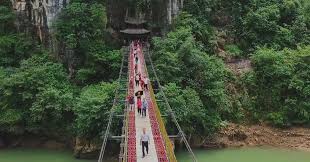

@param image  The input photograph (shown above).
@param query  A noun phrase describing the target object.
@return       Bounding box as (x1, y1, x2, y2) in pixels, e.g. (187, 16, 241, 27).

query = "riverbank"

(1, 146, 310, 162)
(1, 123, 309, 160)
(202, 123, 310, 152)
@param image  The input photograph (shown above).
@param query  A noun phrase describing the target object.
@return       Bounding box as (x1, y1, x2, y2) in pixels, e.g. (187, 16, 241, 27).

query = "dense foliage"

(0, 1, 121, 139)
(151, 0, 310, 133)
(0, 0, 309, 145)
(151, 15, 228, 136)
(55, 0, 121, 84)
(0, 54, 75, 135)
(74, 82, 117, 138)
(183, 0, 310, 52)
(244, 47, 310, 126)
(0, 5, 35, 67)
(159, 83, 221, 137)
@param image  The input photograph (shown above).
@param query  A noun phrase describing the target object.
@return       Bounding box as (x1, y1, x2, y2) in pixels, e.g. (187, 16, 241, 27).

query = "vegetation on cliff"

(0, 1, 120, 139)
(151, 0, 310, 132)
(0, 0, 309, 144)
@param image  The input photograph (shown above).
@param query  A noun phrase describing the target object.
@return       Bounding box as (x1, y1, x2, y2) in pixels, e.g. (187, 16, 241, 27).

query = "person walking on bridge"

(144, 76, 149, 90)
(140, 128, 150, 158)
(133, 48, 137, 58)
(137, 98, 142, 115)
(128, 95, 135, 111)
(135, 63, 138, 73)
(142, 98, 148, 117)
(140, 78, 145, 91)
(135, 55, 139, 64)
(135, 74, 140, 87)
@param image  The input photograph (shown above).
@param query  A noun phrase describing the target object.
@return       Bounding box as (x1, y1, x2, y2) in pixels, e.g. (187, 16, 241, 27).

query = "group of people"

(135, 73, 149, 90)
(128, 40, 151, 158)
(127, 41, 150, 118)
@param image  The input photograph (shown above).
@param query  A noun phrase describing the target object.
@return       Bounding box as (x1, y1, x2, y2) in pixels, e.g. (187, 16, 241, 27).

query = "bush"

(0, 53, 75, 135)
(245, 46, 310, 126)
(74, 82, 117, 138)
(161, 83, 221, 137)
(224, 44, 243, 58)
(267, 112, 287, 127)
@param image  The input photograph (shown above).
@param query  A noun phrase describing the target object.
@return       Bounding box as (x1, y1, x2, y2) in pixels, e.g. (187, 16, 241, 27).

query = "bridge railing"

(125, 44, 137, 162)
(141, 48, 177, 162)
(144, 47, 198, 162)
(149, 84, 178, 162)
(98, 47, 128, 162)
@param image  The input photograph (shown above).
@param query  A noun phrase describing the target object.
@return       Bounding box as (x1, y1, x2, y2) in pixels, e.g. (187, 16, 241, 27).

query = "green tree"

(285, 47, 310, 124)
(243, 5, 280, 48)
(0, 53, 75, 135)
(0, 5, 15, 34)
(245, 46, 310, 126)
(161, 83, 220, 137)
(74, 82, 116, 138)
(151, 20, 229, 135)
(56, 1, 120, 83)
(0, 5, 34, 67)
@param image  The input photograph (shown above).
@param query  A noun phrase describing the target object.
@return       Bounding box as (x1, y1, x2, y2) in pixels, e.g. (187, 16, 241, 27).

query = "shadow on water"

(0, 148, 99, 162)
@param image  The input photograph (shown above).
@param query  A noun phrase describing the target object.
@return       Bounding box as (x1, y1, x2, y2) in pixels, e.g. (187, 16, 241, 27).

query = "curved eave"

(125, 19, 147, 25)
(120, 29, 150, 35)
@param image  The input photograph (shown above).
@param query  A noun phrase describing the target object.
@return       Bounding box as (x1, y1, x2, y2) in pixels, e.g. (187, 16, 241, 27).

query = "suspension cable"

(144, 46, 198, 162)
(119, 45, 133, 162)
(98, 46, 128, 162)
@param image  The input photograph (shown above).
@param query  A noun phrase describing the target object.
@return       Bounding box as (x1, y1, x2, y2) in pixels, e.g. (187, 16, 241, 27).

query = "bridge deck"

(134, 93, 158, 161)
(134, 47, 159, 162)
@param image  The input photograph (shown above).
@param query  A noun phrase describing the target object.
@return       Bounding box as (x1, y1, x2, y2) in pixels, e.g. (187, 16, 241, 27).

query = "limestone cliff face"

(10, 0, 68, 43)
(167, 0, 183, 24)
(107, 0, 183, 30)
(10, 0, 182, 43)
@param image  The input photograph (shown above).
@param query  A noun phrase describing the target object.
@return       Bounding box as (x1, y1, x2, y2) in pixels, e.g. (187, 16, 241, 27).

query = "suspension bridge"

(97, 41, 197, 162)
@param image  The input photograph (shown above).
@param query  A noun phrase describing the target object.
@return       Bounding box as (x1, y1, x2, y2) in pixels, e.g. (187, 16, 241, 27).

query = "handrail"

(122, 104, 129, 162)
(119, 93, 129, 162)
(98, 47, 128, 162)
(141, 47, 177, 162)
(119, 75, 129, 161)
(151, 84, 178, 161)
(120, 46, 132, 162)
(126, 43, 137, 162)
(144, 46, 198, 162)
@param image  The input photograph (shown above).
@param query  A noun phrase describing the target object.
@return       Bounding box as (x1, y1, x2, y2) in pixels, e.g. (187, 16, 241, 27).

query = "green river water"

(0, 147, 310, 162)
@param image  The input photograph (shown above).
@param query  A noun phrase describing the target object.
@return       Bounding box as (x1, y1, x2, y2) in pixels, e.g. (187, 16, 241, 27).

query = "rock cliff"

(10, 0, 183, 43)
(10, 0, 68, 44)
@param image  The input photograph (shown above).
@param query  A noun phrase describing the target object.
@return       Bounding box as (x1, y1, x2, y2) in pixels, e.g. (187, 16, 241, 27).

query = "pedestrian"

(134, 48, 137, 57)
(144, 77, 149, 90)
(130, 77, 134, 89)
(135, 74, 140, 87)
(135, 64, 138, 73)
(140, 78, 145, 90)
(142, 98, 148, 117)
(136, 91, 142, 103)
(128, 95, 135, 111)
(135, 55, 139, 64)
(140, 128, 150, 158)
(137, 98, 142, 115)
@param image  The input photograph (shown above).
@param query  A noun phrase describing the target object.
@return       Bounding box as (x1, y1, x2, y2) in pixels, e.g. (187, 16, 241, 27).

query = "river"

(0, 147, 310, 162)
(176, 147, 310, 162)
